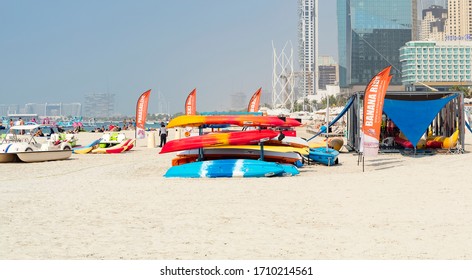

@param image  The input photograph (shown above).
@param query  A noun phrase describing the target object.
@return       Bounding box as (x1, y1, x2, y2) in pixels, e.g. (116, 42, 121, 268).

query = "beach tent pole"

(326, 93, 330, 152)
(198, 126, 204, 161)
(259, 142, 265, 161)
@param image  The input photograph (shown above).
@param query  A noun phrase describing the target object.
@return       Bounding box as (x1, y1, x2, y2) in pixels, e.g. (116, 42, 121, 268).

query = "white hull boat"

(15, 150, 72, 163)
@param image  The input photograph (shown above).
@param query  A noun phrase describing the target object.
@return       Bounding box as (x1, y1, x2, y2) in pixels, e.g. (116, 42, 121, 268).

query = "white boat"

(0, 124, 72, 163)
(15, 150, 72, 163)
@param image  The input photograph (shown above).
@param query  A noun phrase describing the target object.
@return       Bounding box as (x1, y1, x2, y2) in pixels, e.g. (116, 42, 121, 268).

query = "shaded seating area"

(345, 91, 465, 154)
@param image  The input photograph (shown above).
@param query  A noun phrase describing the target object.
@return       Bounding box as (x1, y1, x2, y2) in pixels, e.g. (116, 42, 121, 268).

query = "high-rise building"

(318, 56, 339, 90)
(420, 5, 448, 41)
(83, 93, 115, 118)
(337, 0, 412, 87)
(298, 0, 318, 97)
(400, 41, 472, 87)
(445, 0, 472, 40)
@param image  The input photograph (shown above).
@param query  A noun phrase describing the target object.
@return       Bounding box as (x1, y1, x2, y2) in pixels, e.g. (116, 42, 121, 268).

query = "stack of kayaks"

(162, 115, 304, 178)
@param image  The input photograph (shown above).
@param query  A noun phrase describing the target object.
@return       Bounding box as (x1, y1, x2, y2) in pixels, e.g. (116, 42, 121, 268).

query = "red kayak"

(159, 129, 279, 154)
(394, 136, 414, 148)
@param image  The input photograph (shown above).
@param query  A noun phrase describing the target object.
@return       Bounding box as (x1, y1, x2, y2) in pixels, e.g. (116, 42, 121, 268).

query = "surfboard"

(164, 159, 290, 178)
(159, 130, 279, 154)
(166, 115, 299, 128)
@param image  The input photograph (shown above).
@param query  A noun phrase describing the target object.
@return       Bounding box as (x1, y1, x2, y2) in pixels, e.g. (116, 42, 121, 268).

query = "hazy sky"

(1, 0, 337, 115)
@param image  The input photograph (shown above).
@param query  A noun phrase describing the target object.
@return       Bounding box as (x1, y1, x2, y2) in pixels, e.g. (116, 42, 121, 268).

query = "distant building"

(230, 92, 246, 111)
(400, 41, 472, 88)
(445, 0, 472, 41)
(24, 103, 82, 117)
(337, 0, 412, 87)
(0, 104, 20, 116)
(318, 56, 338, 90)
(420, 5, 448, 41)
(25, 103, 46, 116)
(83, 93, 115, 118)
(61, 103, 82, 117)
(298, 0, 319, 97)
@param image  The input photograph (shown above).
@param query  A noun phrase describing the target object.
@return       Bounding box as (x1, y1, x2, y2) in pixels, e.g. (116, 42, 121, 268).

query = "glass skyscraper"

(337, 0, 412, 87)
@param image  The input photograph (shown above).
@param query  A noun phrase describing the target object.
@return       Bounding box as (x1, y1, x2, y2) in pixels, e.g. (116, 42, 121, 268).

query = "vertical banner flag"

(247, 87, 262, 112)
(185, 88, 196, 115)
(361, 66, 392, 156)
(136, 89, 151, 139)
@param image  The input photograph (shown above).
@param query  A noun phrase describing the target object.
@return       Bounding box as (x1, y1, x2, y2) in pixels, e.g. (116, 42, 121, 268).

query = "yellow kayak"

(442, 130, 459, 149)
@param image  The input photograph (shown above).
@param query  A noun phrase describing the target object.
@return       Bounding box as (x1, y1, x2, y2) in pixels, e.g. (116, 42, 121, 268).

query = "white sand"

(0, 128, 471, 259)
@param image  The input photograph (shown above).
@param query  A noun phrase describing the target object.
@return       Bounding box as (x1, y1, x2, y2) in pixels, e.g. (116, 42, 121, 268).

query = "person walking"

(158, 122, 168, 147)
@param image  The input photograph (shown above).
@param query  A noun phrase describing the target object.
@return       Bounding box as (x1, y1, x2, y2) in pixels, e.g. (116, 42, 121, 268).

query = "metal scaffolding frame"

(272, 41, 295, 111)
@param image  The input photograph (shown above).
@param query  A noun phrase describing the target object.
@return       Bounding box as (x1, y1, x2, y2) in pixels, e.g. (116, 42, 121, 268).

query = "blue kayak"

(72, 138, 101, 154)
(164, 159, 298, 178)
(308, 147, 339, 166)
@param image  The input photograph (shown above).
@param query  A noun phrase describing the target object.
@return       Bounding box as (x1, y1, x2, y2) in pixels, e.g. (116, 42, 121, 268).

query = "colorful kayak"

(424, 131, 458, 149)
(173, 147, 303, 166)
(113, 139, 133, 150)
(159, 130, 279, 154)
(308, 147, 339, 166)
(265, 136, 309, 148)
(123, 139, 135, 151)
(91, 142, 126, 154)
(72, 138, 101, 154)
(394, 136, 426, 149)
(309, 137, 344, 151)
(281, 118, 302, 127)
(204, 144, 310, 156)
(164, 159, 297, 178)
(167, 115, 298, 128)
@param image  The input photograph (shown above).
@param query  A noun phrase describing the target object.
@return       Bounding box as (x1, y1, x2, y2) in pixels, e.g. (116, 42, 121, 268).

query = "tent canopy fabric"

(382, 94, 457, 147)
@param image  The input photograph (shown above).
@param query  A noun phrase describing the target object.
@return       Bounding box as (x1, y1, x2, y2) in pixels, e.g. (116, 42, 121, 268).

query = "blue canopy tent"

(383, 94, 457, 148)
(344, 91, 465, 153)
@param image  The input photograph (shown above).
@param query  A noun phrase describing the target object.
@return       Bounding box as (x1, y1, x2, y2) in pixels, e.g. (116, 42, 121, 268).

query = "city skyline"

(1, 1, 338, 115)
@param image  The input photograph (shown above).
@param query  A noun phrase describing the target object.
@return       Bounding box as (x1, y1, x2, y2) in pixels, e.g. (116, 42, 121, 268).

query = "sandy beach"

(1, 128, 471, 260)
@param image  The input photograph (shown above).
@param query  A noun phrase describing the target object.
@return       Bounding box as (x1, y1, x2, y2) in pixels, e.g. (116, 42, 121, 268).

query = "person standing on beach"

(158, 122, 168, 147)
(19, 118, 25, 134)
